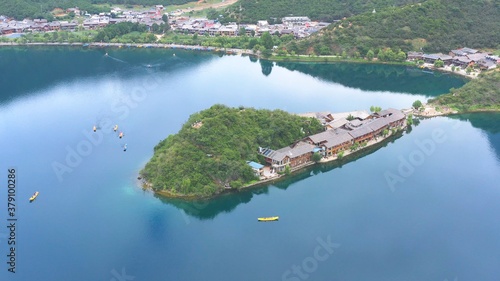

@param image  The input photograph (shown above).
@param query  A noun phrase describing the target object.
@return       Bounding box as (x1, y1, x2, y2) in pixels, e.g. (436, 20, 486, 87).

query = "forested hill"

(140, 105, 324, 197)
(429, 70, 500, 112)
(0, 0, 190, 20)
(217, 0, 421, 23)
(292, 0, 500, 56)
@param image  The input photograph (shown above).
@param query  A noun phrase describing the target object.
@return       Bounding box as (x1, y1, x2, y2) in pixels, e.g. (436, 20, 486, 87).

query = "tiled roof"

(367, 118, 389, 131)
(348, 125, 373, 139)
(276, 142, 316, 159)
(323, 131, 353, 148)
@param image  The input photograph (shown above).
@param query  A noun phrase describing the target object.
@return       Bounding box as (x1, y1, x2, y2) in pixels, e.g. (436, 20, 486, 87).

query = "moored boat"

(258, 216, 279, 222)
(29, 191, 39, 203)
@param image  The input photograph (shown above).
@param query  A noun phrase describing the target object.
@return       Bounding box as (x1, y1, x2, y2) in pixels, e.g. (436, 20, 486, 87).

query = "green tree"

(396, 51, 406, 61)
(350, 143, 360, 151)
(412, 100, 423, 109)
(366, 49, 375, 61)
(434, 59, 444, 68)
(337, 151, 344, 159)
(312, 152, 322, 163)
(407, 113, 414, 125)
(260, 32, 274, 49)
(239, 27, 246, 36)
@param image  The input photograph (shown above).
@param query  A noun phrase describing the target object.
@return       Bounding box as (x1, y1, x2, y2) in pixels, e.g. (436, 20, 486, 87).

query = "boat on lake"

(258, 216, 279, 222)
(29, 191, 39, 203)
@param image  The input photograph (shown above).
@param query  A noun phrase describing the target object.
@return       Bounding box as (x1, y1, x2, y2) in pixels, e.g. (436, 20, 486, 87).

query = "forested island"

(140, 105, 324, 197)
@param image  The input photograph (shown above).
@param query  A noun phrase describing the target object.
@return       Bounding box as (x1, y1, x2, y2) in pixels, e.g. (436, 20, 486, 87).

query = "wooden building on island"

(259, 142, 316, 172)
(305, 130, 353, 157)
(258, 108, 406, 171)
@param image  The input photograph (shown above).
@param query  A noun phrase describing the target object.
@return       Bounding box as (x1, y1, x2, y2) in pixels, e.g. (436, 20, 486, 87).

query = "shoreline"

(416, 62, 477, 79)
(141, 124, 407, 201)
(0, 42, 475, 80)
(414, 105, 500, 118)
(0, 41, 256, 55)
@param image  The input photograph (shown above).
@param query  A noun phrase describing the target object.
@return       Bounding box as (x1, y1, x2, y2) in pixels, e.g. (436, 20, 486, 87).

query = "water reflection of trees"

(276, 62, 467, 96)
(449, 113, 500, 161)
(260, 60, 273, 76)
(160, 131, 405, 220)
(0, 47, 215, 103)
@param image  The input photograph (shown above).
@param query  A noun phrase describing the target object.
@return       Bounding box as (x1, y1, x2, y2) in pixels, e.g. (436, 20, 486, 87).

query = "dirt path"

(184, 0, 238, 13)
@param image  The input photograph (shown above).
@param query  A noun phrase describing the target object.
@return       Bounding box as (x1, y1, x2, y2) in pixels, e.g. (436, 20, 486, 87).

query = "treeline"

(0, 0, 191, 20)
(295, 0, 500, 56)
(95, 22, 152, 42)
(213, 0, 420, 23)
(159, 31, 294, 54)
(140, 104, 324, 197)
(429, 70, 500, 112)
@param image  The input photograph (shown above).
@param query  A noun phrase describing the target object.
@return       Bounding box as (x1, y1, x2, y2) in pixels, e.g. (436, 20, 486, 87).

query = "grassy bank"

(429, 69, 500, 113)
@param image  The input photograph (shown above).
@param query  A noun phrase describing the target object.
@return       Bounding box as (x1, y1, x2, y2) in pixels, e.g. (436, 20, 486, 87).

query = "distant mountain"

(215, 0, 421, 23)
(0, 0, 190, 20)
(292, 0, 500, 55)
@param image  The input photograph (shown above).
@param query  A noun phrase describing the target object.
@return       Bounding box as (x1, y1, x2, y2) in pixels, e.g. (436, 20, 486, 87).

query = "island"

(140, 104, 408, 198)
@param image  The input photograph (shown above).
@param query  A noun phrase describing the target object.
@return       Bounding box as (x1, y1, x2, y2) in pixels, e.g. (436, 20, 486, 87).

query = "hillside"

(0, 0, 191, 20)
(140, 104, 324, 197)
(429, 69, 500, 112)
(213, 0, 421, 23)
(293, 0, 500, 56)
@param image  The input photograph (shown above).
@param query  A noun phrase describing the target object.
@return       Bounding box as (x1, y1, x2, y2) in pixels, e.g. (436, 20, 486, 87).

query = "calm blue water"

(0, 47, 499, 281)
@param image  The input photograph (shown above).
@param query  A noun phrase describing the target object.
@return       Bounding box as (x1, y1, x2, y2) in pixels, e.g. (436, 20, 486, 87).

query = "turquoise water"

(1, 47, 499, 281)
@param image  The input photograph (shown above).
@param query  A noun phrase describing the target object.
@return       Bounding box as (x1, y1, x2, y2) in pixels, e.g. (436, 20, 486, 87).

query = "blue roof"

(247, 161, 264, 169)
(313, 147, 323, 153)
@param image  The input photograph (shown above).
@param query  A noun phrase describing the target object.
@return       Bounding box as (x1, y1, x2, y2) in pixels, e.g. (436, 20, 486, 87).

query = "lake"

(0, 47, 499, 281)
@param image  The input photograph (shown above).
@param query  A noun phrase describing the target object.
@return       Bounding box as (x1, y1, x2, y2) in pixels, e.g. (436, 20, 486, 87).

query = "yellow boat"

(29, 191, 39, 203)
(258, 216, 279, 222)
(93, 125, 96, 132)
(114, 125, 118, 132)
